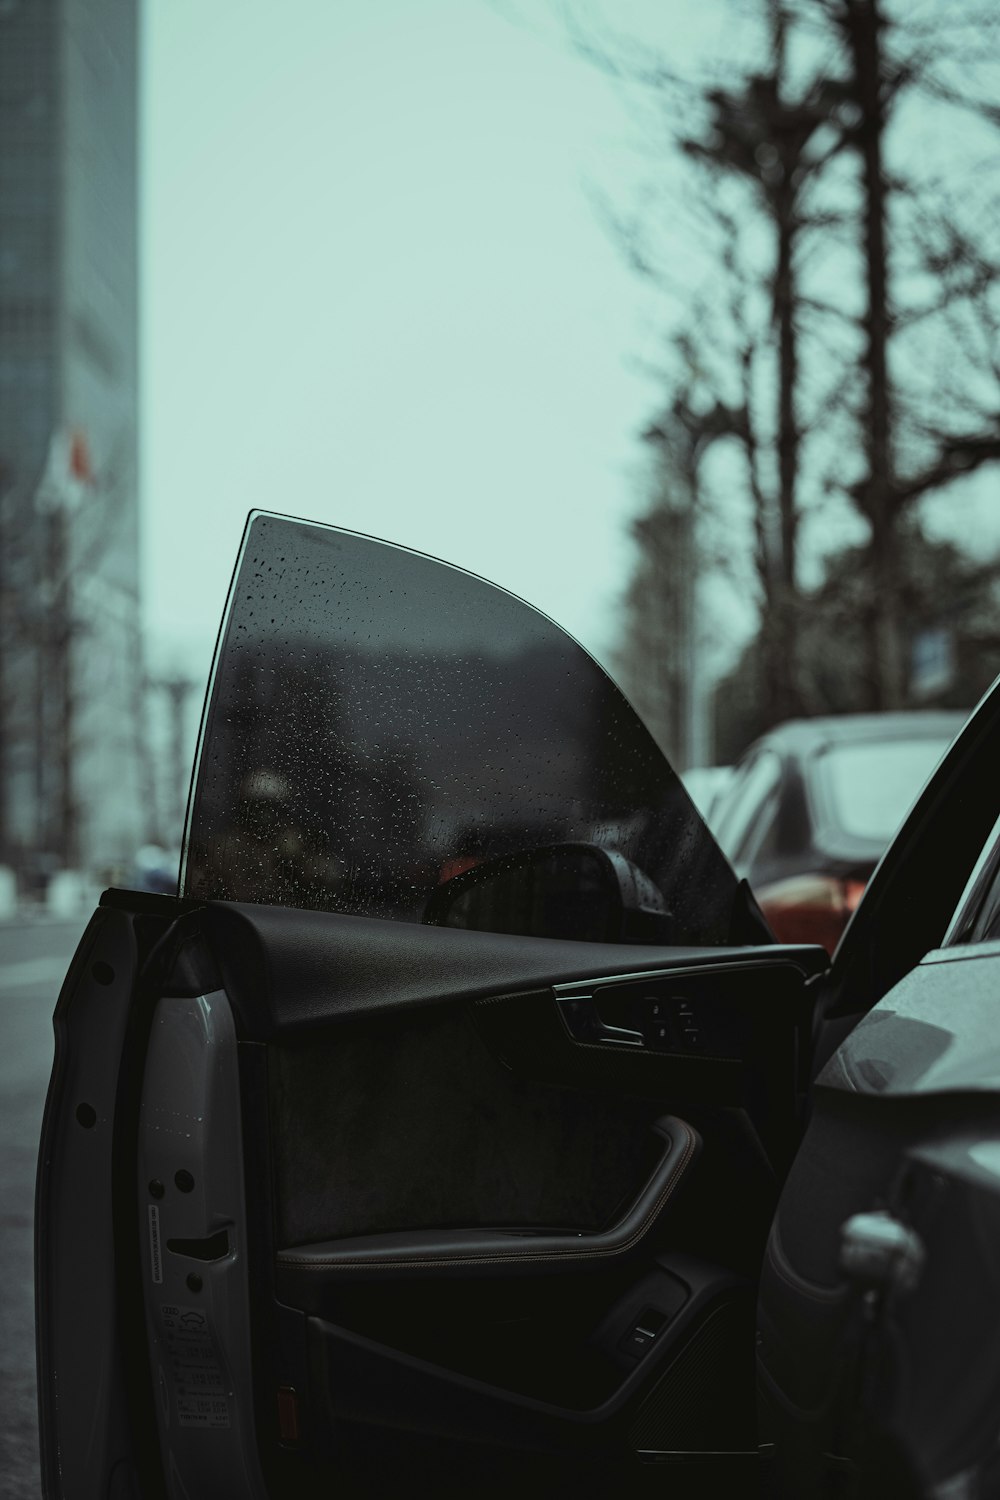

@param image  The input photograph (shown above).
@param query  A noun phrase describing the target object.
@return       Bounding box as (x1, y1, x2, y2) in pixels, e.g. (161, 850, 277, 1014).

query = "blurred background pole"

(640, 413, 706, 771)
(147, 673, 198, 844)
(639, 397, 735, 769)
(0, 463, 10, 871)
(34, 436, 79, 872)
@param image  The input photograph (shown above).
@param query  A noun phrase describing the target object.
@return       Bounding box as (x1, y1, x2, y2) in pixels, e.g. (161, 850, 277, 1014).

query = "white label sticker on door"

(147, 1204, 163, 1284)
(159, 1304, 231, 1429)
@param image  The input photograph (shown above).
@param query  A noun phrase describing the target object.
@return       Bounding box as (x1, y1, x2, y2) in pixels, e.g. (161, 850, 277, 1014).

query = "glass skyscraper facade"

(0, 0, 143, 886)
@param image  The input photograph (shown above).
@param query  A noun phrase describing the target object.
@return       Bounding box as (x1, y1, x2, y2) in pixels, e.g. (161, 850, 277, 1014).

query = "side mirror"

(423, 842, 675, 944)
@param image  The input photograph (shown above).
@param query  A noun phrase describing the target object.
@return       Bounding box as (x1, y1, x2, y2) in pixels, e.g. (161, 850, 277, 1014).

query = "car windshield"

(815, 737, 953, 842)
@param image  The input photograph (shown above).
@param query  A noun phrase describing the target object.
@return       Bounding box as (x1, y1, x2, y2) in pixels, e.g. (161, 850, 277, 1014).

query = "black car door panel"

(149, 898, 817, 1490)
(191, 902, 819, 1263)
(39, 892, 814, 1494)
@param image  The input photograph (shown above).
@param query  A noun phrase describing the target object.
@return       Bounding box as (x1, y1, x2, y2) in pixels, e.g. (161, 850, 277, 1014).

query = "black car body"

(34, 513, 1000, 1498)
(712, 712, 965, 953)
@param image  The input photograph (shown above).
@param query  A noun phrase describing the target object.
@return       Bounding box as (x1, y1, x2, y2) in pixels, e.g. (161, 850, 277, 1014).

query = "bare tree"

(822, 0, 1000, 704)
(563, 0, 1000, 721)
(560, 1, 855, 723)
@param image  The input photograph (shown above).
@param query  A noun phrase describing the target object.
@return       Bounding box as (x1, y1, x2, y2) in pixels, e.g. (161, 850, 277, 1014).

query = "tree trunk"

(772, 180, 803, 722)
(775, 191, 799, 599)
(47, 509, 78, 867)
(843, 0, 906, 707)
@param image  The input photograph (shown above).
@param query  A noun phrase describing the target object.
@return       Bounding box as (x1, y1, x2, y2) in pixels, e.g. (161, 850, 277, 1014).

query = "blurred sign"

(35, 427, 96, 514)
(910, 627, 955, 700)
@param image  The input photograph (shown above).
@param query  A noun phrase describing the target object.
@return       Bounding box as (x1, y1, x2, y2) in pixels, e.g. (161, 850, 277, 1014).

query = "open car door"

(36, 513, 827, 1498)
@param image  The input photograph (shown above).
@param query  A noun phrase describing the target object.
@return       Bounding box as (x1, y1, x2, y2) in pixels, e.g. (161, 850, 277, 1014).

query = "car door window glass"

(182, 513, 745, 946)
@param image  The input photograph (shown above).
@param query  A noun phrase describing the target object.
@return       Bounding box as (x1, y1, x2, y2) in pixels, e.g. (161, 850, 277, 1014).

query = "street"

(0, 918, 86, 1499)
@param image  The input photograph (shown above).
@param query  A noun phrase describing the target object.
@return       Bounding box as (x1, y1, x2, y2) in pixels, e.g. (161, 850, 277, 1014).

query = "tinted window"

(814, 738, 952, 842)
(182, 513, 744, 945)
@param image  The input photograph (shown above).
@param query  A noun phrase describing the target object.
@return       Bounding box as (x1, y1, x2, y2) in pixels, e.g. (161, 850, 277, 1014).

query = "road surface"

(0, 918, 86, 1499)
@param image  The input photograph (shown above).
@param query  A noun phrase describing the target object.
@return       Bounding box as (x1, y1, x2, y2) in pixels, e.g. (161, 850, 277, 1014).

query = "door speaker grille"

(628, 1300, 757, 1454)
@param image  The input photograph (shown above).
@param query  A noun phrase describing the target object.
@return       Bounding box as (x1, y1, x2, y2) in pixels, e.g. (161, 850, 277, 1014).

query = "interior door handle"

(556, 993, 644, 1047)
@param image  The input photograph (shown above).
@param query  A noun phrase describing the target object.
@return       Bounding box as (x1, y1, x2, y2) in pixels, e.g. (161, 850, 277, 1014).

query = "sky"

(140, 0, 1000, 712)
(141, 0, 733, 686)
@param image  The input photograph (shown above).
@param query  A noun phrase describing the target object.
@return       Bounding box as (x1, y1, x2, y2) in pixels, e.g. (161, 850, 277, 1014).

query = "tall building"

(0, 0, 143, 888)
